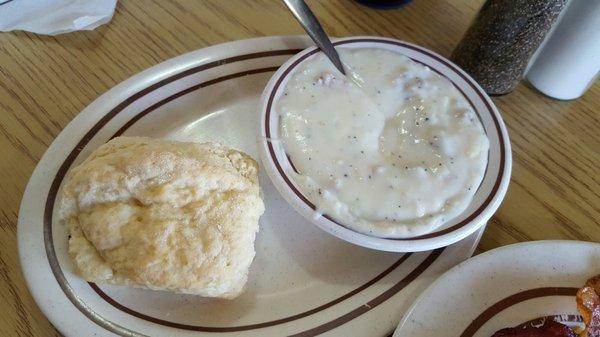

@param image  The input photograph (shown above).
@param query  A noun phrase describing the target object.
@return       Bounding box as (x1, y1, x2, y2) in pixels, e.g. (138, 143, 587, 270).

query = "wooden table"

(0, 1, 598, 336)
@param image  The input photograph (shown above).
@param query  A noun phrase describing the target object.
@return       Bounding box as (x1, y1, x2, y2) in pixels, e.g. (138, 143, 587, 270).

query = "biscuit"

(60, 137, 264, 298)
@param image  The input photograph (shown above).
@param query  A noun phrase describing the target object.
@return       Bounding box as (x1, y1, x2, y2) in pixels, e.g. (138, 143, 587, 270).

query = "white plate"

(19, 36, 484, 337)
(394, 240, 600, 337)
(259, 37, 511, 252)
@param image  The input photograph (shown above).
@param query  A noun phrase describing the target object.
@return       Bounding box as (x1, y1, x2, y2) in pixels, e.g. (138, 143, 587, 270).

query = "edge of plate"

(392, 240, 600, 336)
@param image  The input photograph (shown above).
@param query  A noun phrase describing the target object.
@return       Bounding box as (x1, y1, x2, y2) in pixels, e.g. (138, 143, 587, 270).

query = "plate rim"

(393, 239, 600, 336)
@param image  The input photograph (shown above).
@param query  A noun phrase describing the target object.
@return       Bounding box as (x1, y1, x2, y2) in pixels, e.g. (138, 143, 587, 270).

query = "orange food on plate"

(576, 275, 600, 337)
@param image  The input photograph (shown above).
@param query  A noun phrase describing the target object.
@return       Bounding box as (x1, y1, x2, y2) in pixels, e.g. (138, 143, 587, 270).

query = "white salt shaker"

(526, 0, 600, 100)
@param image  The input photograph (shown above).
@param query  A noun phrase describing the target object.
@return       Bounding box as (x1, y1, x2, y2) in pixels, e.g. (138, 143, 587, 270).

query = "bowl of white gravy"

(259, 37, 511, 252)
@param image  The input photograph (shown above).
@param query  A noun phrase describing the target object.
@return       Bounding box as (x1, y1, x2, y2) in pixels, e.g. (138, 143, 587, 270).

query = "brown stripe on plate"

(88, 250, 443, 332)
(459, 287, 579, 337)
(289, 248, 444, 337)
(44, 46, 446, 336)
(264, 38, 506, 241)
(111, 66, 280, 138)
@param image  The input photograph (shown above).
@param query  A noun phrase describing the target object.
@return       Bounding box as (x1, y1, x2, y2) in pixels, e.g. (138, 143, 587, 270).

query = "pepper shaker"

(451, 0, 567, 95)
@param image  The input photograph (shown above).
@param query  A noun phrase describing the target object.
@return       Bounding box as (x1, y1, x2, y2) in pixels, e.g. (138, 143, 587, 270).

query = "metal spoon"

(282, 0, 346, 75)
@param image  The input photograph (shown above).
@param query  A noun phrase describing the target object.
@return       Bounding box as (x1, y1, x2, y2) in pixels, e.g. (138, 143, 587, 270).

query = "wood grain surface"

(0, 0, 598, 336)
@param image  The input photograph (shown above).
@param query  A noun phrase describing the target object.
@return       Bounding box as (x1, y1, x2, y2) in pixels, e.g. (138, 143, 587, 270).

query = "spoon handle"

(282, 0, 346, 75)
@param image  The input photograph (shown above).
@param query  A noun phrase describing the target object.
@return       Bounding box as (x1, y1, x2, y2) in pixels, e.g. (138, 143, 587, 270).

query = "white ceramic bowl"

(258, 36, 511, 252)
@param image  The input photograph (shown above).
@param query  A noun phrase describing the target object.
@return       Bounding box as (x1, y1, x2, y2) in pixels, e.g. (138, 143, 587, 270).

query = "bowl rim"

(258, 36, 511, 252)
